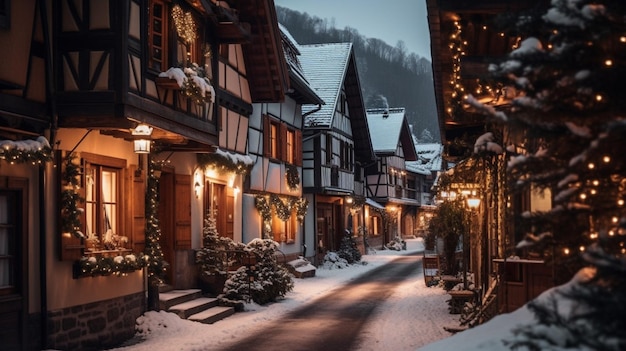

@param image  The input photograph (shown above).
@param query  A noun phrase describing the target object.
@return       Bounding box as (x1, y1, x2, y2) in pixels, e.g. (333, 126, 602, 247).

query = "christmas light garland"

(0, 136, 52, 165)
(255, 194, 309, 237)
(197, 149, 253, 175)
(74, 253, 147, 278)
(60, 153, 85, 238)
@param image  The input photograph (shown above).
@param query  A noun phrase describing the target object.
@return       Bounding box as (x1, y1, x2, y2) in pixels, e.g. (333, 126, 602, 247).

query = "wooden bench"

(448, 290, 475, 314)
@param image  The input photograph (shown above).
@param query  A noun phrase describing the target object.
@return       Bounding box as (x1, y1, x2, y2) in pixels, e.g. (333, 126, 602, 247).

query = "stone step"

(168, 297, 220, 319)
(188, 306, 235, 324)
(158, 289, 203, 310)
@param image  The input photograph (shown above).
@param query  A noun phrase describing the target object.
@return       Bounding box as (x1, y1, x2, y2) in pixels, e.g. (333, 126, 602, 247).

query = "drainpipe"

(38, 163, 48, 349)
(39, 0, 55, 347)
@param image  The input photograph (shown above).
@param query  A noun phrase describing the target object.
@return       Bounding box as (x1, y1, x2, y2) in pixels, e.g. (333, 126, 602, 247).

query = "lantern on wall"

(132, 124, 153, 154)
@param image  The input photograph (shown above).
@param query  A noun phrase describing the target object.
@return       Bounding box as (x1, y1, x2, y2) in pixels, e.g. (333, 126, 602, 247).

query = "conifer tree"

(471, 1, 626, 348)
(337, 229, 362, 264)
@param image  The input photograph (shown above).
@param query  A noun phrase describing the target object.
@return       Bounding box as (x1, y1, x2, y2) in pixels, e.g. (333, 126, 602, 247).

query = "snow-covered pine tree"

(196, 212, 240, 277)
(475, 0, 626, 349)
(337, 229, 362, 264)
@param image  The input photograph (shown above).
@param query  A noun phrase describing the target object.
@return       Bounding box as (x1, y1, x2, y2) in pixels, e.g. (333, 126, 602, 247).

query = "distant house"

(242, 23, 323, 263)
(406, 142, 445, 236)
(298, 42, 376, 263)
(365, 107, 419, 247)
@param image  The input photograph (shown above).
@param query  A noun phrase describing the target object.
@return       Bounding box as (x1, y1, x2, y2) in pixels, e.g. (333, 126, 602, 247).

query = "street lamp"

(132, 124, 153, 154)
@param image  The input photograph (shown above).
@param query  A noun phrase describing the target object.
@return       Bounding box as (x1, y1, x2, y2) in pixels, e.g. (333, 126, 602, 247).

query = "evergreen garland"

(144, 157, 168, 284)
(60, 153, 85, 238)
(74, 253, 147, 278)
(255, 194, 309, 238)
(0, 136, 53, 164)
(197, 149, 253, 175)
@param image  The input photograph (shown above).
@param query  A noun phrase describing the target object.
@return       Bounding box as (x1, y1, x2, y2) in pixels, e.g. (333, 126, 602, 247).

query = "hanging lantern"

(132, 124, 153, 154)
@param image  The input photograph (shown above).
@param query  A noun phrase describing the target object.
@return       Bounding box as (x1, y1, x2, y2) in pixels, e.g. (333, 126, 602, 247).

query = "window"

(83, 154, 126, 250)
(325, 135, 333, 164)
(148, 0, 168, 72)
(0, 0, 9, 29)
(271, 213, 297, 244)
(286, 129, 294, 164)
(173, 5, 199, 65)
(269, 122, 279, 159)
(262, 115, 301, 165)
(0, 191, 17, 295)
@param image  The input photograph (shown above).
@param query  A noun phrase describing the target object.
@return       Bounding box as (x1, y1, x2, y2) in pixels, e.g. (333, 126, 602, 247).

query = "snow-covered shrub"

(385, 236, 406, 251)
(337, 229, 362, 263)
(221, 238, 294, 305)
(321, 251, 350, 269)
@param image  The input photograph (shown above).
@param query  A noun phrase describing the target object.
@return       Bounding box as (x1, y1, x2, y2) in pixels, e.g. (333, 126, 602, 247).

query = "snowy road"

(108, 240, 458, 351)
(217, 253, 446, 351)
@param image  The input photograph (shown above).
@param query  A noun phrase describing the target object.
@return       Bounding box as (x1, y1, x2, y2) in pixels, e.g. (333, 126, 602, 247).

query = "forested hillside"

(276, 6, 440, 142)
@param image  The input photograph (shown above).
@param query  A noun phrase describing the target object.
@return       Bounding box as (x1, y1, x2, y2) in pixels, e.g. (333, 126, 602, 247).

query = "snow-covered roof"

(366, 108, 405, 153)
(298, 43, 352, 127)
(413, 143, 444, 172)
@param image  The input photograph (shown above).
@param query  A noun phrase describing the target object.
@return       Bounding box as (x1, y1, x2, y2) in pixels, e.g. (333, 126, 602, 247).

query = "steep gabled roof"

(298, 43, 351, 128)
(278, 24, 324, 105)
(298, 41, 375, 163)
(367, 107, 418, 161)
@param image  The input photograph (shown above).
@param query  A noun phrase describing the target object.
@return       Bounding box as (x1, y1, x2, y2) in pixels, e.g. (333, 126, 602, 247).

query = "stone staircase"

(159, 287, 235, 324)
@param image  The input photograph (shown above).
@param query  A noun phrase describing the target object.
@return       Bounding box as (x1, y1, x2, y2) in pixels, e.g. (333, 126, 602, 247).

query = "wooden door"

(0, 178, 28, 350)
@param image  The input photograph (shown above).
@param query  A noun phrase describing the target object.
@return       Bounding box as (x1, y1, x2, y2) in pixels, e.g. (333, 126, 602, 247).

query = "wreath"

(285, 164, 300, 190)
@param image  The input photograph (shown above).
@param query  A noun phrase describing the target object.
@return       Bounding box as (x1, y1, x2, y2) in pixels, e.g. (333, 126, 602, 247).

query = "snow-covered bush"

(321, 251, 350, 270)
(385, 236, 406, 251)
(221, 239, 294, 305)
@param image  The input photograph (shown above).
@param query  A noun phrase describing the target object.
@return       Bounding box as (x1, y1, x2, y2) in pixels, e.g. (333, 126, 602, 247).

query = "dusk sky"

(273, 0, 432, 60)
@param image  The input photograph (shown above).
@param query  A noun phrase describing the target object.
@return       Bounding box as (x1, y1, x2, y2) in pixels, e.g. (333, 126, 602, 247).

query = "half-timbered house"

(298, 42, 376, 263)
(0, 0, 286, 349)
(0, 2, 53, 349)
(242, 24, 322, 263)
(405, 142, 444, 237)
(365, 107, 418, 249)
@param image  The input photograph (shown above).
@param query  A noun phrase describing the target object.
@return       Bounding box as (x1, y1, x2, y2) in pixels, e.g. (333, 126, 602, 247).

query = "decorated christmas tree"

(470, 0, 626, 348)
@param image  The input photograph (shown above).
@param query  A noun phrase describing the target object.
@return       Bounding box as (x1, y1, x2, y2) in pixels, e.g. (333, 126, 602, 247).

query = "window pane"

(286, 130, 294, 164)
(270, 124, 278, 159)
(0, 193, 14, 289)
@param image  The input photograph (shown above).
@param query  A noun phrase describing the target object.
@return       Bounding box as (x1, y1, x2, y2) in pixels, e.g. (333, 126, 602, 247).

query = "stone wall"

(47, 291, 145, 351)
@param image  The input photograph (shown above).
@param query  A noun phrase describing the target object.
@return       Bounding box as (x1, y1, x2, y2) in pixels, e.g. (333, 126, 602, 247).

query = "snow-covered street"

(107, 238, 459, 351)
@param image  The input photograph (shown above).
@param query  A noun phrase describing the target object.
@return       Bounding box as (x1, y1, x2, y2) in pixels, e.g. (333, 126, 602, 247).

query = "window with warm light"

(286, 129, 294, 164)
(263, 115, 301, 166)
(271, 213, 297, 244)
(83, 155, 126, 251)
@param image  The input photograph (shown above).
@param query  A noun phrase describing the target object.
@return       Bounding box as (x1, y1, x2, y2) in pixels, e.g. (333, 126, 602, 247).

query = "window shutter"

(174, 174, 192, 249)
(262, 115, 271, 158)
(129, 164, 146, 253)
(295, 130, 302, 166)
(58, 150, 85, 261)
